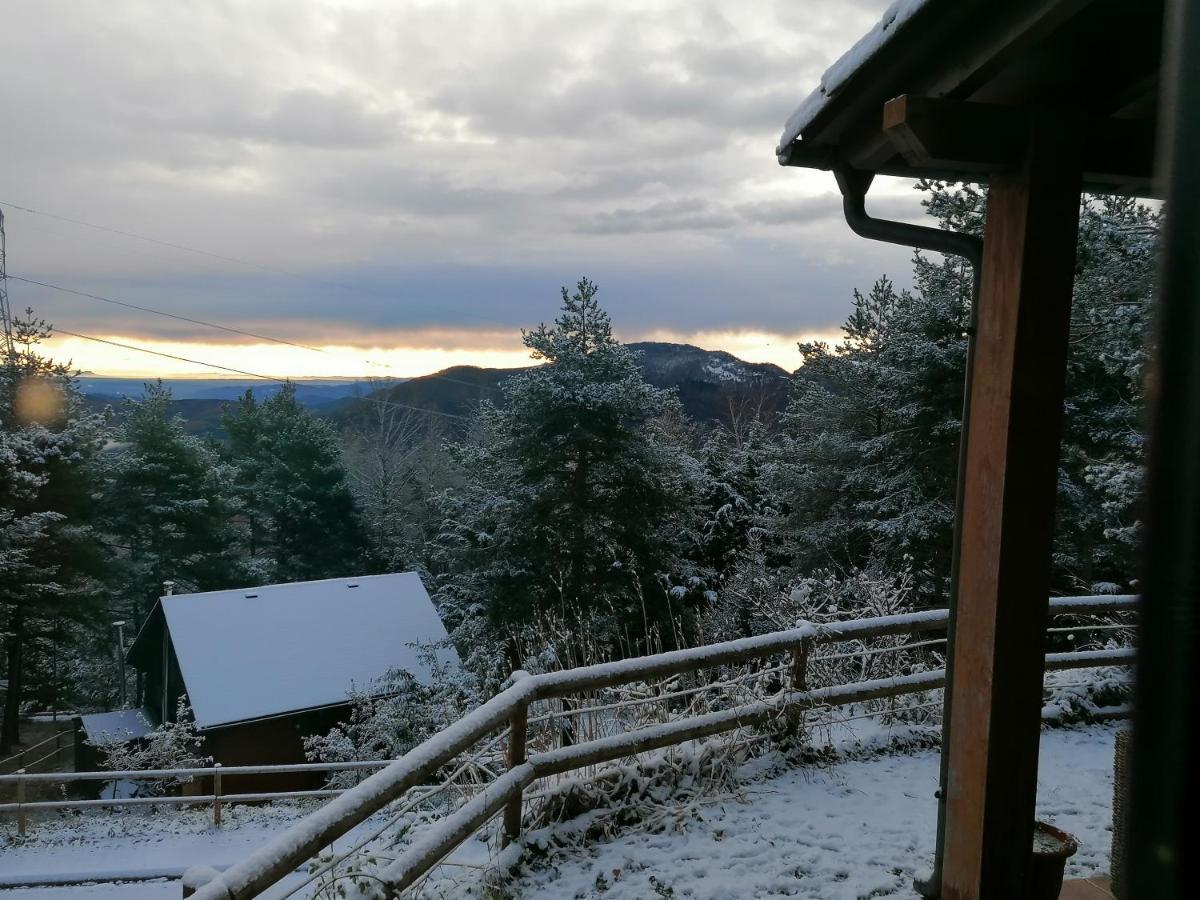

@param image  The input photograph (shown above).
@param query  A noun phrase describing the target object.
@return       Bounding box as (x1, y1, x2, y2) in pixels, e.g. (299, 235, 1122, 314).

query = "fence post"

(502, 671, 531, 846)
(16, 769, 26, 837)
(791, 635, 812, 692)
(784, 636, 813, 738)
(212, 763, 222, 827)
(502, 701, 528, 846)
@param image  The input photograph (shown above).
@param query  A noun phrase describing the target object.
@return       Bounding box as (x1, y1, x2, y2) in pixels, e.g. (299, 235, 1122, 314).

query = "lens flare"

(14, 377, 66, 425)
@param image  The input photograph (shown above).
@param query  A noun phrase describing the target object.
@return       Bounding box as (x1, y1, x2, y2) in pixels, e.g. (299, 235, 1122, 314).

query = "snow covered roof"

(775, 0, 1160, 196)
(777, 0, 928, 157)
(78, 709, 154, 746)
(157, 573, 457, 730)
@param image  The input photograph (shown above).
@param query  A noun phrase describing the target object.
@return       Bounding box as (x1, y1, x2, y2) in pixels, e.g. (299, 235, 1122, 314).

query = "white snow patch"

(509, 723, 1120, 899)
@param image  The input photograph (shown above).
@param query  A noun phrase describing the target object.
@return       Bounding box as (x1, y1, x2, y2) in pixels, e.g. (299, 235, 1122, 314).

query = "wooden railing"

(0, 758, 409, 838)
(0, 728, 75, 776)
(177, 594, 1135, 899)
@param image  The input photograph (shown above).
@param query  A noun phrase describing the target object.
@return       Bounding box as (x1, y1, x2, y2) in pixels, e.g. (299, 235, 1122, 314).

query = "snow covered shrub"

(91, 697, 210, 796)
(526, 737, 752, 842)
(1042, 660, 1133, 724)
(304, 642, 486, 788)
(708, 556, 944, 727)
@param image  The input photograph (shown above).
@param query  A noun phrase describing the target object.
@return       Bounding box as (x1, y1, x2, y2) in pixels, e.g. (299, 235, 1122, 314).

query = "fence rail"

(0, 729, 75, 776)
(174, 593, 1135, 900)
(0, 758, 410, 837)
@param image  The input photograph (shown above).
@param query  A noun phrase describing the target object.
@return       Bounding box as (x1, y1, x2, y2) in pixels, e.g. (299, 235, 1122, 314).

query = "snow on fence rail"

(180, 593, 1136, 899)
(0, 758, 406, 837)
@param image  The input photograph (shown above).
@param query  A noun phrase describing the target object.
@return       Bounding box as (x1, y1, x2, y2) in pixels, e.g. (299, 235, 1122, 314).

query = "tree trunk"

(1, 605, 25, 753)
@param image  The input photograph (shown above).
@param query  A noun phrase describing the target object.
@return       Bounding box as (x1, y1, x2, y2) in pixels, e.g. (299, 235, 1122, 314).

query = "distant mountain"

(79, 377, 397, 437)
(78, 377, 395, 404)
(79, 345, 793, 436)
(332, 343, 791, 427)
(630, 342, 790, 422)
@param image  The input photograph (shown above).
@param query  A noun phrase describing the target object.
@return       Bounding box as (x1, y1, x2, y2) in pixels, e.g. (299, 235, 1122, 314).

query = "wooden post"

(790, 638, 811, 692)
(16, 768, 26, 837)
(784, 638, 811, 737)
(940, 113, 1081, 900)
(212, 763, 222, 827)
(501, 703, 527, 846)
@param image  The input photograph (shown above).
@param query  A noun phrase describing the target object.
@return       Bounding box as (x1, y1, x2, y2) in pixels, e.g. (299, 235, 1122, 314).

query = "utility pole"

(112, 621, 128, 708)
(0, 207, 15, 359)
(161, 582, 174, 723)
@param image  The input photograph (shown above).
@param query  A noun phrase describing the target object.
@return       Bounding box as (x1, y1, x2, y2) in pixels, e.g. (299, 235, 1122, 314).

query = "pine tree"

(223, 385, 364, 582)
(1, 311, 105, 751)
(435, 279, 701, 652)
(771, 181, 1156, 604)
(775, 271, 967, 601)
(696, 419, 777, 636)
(101, 382, 242, 631)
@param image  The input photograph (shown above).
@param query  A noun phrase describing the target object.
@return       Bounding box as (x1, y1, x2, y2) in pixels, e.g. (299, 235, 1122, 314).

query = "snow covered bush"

(91, 697, 210, 796)
(304, 642, 485, 788)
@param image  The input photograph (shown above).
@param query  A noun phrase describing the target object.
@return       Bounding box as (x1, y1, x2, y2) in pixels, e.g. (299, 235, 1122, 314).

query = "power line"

(9, 274, 331, 354)
(1, 202, 502, 413)
(0, 200, 297, 279)
(0, 198, 513, 330)
(0, 200, 512, 393)
(51, 328, 472, 420)
(15, 271, 506, 395)
(52, 328, 291, 383)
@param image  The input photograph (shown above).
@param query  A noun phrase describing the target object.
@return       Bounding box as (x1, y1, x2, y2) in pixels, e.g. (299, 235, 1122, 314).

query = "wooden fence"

(0, 728, 75, 777)
(175, 593, 1134, 899)
(0, 758, 408, 838)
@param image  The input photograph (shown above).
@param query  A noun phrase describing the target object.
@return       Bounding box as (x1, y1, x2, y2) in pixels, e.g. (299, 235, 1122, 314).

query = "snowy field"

(0, 723, 1118, 899)
(507, 723, 1117, 900)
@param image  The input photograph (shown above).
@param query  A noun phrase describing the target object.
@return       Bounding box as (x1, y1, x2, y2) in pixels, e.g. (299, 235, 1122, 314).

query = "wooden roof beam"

(882, 94, 1156, 186)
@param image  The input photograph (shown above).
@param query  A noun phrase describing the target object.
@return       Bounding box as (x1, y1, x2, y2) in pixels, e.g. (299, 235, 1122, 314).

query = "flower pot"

(1024, 821, 1080, 899)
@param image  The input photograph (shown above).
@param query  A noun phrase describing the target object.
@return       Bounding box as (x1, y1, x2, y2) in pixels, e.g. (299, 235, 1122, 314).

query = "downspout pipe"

(832, 166, 982, 899)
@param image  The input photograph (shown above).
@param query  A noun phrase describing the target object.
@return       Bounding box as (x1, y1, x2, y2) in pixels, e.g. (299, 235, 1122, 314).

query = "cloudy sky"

(0, 0, 928, 378)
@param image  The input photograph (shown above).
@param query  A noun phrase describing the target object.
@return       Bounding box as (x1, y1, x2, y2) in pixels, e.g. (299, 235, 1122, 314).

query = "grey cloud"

(172, 88, 403, 149)
(0, 0, 922, 354)
(577, 198, 740, 234)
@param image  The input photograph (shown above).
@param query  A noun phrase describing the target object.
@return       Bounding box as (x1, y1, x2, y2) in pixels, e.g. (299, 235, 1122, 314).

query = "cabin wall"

(200, 705, 351, 794)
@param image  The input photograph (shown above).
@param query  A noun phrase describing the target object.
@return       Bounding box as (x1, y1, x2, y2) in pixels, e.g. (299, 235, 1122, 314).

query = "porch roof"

(776, 0, 1164, 196)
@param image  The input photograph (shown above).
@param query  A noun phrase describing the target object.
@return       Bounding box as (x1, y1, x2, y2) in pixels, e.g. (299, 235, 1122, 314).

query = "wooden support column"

(940, 115, 1081, 900)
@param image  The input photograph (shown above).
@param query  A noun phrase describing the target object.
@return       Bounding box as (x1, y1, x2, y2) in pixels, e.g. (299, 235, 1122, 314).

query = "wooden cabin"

(123, 572, 458, 792)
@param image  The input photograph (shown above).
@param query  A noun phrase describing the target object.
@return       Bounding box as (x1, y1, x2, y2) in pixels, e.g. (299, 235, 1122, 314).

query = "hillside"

(78, 344, 792, 435)
(79, 378, 395, 437)
(332, 342, 791, 427)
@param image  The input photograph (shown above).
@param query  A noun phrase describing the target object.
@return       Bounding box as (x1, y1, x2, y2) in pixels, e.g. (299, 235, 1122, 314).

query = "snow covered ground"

(0, 723, 1118, 899)
(507, 723, 1118, 900)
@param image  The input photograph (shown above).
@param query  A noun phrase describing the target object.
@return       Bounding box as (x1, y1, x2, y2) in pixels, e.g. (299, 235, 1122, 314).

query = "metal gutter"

(832, 166, 982, 899)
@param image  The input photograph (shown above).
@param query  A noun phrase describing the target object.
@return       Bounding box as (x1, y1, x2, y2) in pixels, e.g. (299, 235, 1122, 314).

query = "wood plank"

(939, 112, 1082, 900)
(1059, 876, 1114, 899)
(880, 95, 1156, 184)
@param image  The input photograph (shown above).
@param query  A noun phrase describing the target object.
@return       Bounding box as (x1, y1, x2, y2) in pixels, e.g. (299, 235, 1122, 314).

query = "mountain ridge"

(79, 342, 794, 433)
